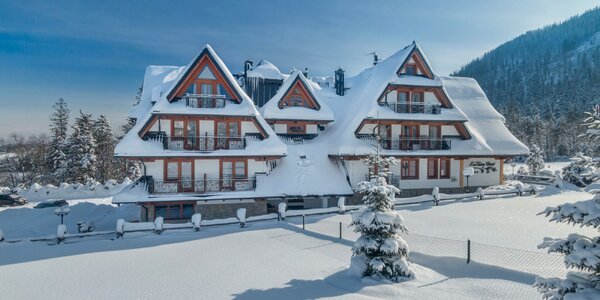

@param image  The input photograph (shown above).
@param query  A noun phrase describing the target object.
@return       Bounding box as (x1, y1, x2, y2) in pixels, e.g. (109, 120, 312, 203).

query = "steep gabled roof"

(396, 41, 435, 79)
(165, 45, 245, 102)
(260, 70, 334, 122)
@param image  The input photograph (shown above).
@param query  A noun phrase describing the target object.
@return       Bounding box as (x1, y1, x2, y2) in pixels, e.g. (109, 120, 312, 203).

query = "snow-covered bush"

(476, 187, 485, 200)
(338, 197, 346, 214)
(349, 152, 414, 282)
(192, 213, 202, 231)
(154, 217, 164, 234)
(535, 189, 600, 299)
(432, 187, 440, 206)
(278, 202, 287, 221)
(237, 208, 246, 228)
(526, 144, 545, 175)
(530, 185, 538, 195)
(562, 154, 600, 187)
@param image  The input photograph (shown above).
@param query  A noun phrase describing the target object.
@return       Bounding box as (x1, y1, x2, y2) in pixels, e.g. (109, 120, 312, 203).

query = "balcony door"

(181, 161, 193, 192)
(216, 120, 241, 150)
(185, 120, 197, 150)
(401, 125, 419, 150)
(164, 160, 194, 193)
(378, 124, 391, 149)
(221, 160, 247, 191)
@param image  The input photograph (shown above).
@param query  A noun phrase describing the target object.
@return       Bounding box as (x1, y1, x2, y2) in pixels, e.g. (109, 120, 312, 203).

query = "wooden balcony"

(183, 94, 227, 108)
(358, 134, 451, 151)
(381, 102, 441, 114)
(144, 132, 247, 151)
(144, 175, 256, 195)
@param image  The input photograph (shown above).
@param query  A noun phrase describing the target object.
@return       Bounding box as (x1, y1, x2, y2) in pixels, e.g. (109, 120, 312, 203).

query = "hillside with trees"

(454, 7, 600, 159)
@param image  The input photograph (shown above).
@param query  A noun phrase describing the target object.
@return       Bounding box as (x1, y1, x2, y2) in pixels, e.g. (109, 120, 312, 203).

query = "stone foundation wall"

(195, 199, 267, 220)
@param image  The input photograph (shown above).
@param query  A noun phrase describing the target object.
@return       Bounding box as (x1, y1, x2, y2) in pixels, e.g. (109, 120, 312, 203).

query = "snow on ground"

(0, 185, 596, 299)
(0, 198, 138, 239)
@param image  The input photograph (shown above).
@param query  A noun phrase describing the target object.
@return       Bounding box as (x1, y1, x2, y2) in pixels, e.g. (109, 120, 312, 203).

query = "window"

(289, 124, 306, 134)
(222, 161, 233, 179)
(429, 126, 440, 138)
(167, 162, 178, 180)
(411, 92, 423, 103)
(289, 96, 304, 107)
(427, 158, 438, 179)
(173, 121, 184, 137)
(156, 205, 167, 218)
(440, 158, 451, 179)
(235, 162, 246, 178)
(401, 159, 419, 180)
(186, 83, 195, 94)
(397, 92, 408, 103)
(198, 65, 216, 79)
(155, 203, 195, 220)
(201, 83, 213, 95)
(405, 65, 417, 75)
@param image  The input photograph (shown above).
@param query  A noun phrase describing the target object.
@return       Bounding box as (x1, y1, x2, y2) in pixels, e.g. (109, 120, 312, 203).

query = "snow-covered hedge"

(6, 179, 133, 202)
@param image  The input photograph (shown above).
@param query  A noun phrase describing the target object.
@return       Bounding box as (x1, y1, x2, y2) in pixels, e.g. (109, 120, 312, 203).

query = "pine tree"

(535, 189, 600, 299)
(349, 142, 414, 282)
(119, 85, 142, 138)
(526, 144, 545, 175)
(93, 115, 116, 182)
(48, 98, 70, 183)
(66, 111, 97, 183)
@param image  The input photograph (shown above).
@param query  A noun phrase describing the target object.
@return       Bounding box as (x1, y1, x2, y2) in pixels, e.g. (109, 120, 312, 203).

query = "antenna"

(367, 52, 379, 66)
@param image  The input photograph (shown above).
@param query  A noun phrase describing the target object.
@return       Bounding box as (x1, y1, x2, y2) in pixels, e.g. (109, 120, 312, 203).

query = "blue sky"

(0, 0, 598, 138)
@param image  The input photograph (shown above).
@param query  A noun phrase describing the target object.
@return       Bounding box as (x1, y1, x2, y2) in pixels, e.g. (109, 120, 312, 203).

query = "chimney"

(335, 67, 345, 96)
(372, 52, 379, 66)
(302, 67, 309, 78)
(244, 60, 253, 77)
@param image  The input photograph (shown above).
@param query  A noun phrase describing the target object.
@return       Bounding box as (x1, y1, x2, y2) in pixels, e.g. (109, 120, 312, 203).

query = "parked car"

(34, 199, 68, 209)
(0, 193, 27, 206)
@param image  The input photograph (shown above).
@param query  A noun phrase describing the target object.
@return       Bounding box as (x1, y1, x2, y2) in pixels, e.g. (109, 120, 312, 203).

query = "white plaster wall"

(347, 160, 369, 188)
(248, 159, 268, 175)
(306, 124, 318, 134)
(144, 160, 164, 180)
(442, 125, 459, 136)
(241, 121, 258, 135)
(386, 90, 398, 103)
(149, 120, 159, 132)
(464, 158, 501, 187)
(424, 92, 438, 105)
(195, 159, 220, 179)
(358, 123, 377, 135)
(274, 124, 287, 134)
(159, 119, 171, 134)
(199, 120, 214, 136)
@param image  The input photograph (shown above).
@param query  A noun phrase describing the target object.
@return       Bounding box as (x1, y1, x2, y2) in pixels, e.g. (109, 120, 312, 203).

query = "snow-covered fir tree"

(562, 153, 600, 187)
(582, 105, 600, 141)
(48, 98, 70, 183)
(119, 85, 142, 138)
(349, 143, 414, 282)
(93, 115, 116, 182)
(526, 144, 545, 175)
(535, 188, 600, 299)
(66, 111, 97, 183)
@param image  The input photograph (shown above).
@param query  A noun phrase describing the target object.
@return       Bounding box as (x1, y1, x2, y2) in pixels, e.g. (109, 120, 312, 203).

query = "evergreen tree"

(119, 85, 142, 138)
(535, 189, 600, 299)
(48, 98, 70, 183)
(526, 144, 545, 175)
(93, 115, 116, 182)
(128, 160, 142, 180)
(66, 111, 97, 183)
(349, 143, 414, 282)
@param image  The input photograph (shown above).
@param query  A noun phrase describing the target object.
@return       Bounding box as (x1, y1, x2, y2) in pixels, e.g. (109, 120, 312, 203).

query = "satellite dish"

(463, 167, 475, 177)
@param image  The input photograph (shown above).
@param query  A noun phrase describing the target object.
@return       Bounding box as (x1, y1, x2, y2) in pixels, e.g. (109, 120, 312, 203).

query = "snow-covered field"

(0, 179, 595, 299)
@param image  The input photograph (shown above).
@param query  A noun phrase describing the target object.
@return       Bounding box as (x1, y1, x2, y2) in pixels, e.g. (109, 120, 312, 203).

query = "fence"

(288, 218, 566, 279)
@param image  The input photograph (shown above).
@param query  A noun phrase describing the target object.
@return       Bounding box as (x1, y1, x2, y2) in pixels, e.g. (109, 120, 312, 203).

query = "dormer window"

(405, 65, 417, 75)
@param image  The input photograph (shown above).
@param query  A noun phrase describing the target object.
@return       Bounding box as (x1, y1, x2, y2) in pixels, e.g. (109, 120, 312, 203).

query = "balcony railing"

(277, 133, 318, 144)
(147, 176, 256, 194)
(358, 134, 451, 151)
(382, 102, 441, 114)
(163, 136, 246, 151)
(184, 94, 227, 108)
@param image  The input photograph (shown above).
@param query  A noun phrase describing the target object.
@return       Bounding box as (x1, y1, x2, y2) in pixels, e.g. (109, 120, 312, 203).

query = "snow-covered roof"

(115, 44, 286, 158)
(246, 60, 285, 80)
(260, 70, 334, 122)
(319, 42, 527, 157)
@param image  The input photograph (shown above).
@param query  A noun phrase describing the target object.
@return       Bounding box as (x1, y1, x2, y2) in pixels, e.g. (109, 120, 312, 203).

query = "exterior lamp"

(54, 206, 70, 225)
(463, 167, 475, 192)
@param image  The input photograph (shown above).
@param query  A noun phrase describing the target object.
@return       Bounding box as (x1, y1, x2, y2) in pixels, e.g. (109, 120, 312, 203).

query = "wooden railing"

(183, 94, 227, 108)
(144, 133, 247, 151)
(357, 135, 452, 151)
(381, 102, 442, 114)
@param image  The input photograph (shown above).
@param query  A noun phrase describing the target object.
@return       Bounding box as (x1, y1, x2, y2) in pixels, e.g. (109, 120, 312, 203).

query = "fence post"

(302, 215, 305, 230)
(339, 222, 342, 239)
(467, 239, 471, 264)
